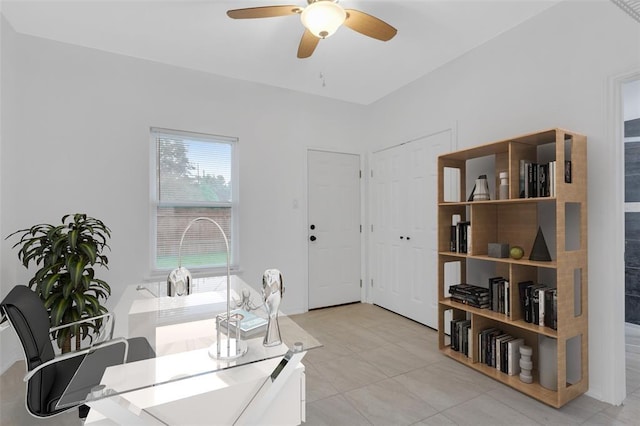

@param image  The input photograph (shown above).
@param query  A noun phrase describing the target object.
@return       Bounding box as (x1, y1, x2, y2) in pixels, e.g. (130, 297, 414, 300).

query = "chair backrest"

(1, 285, 56, 415)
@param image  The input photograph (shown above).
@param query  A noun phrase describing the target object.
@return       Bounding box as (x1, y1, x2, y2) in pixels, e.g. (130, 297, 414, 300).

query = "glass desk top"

(58, 275, 321, 410)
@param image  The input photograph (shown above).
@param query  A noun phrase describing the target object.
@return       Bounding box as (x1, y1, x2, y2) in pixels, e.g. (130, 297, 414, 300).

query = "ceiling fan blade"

(344, 9, 397, 41)
(227, 5, 302, 19)
(297, 29, 320, 58)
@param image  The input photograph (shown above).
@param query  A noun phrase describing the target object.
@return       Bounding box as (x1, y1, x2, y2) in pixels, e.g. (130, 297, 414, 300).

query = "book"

(449, 283, 490, 309)
(539, 164, 549, 197)
(518, 280, 534, 321)
(496, 335, 513, 372)
(519, 160, 527, 198)
(530, 163, 538, 198)
(537, 287, 547, 326)
(507, 338, 525, 376)
(486, 329, 503, 367)
(220, 309, 268, 337)
(544, 288, 558, 329)
(457, 221, 470, 253)
(489, 276, 505, 312)
(550, 161, 556, 197)
(491, 333, 509, 367)
(461, 320, 471, 355)
(501, 336, 515, 373)
(479, 328, 498, 363)
(451, 214, 461, 252)
(526, 283, 545, 324)
(565, 160, 572, 183)
(504, 280, 510, 316)
(538, 163, 545, 197)
(532, 285, 544, 325)
(450, 319, 463, 351)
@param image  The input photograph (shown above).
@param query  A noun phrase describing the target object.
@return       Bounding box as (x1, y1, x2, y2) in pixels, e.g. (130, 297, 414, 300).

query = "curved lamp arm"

(176, 217, 231, 321)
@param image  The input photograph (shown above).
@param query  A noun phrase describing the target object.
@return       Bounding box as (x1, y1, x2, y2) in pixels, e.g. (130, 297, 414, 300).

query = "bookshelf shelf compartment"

(437, 128, 587, 408)
(438, 197, 557, 207)
(440, 299, 558, 338)
(438, 253, 558, 269)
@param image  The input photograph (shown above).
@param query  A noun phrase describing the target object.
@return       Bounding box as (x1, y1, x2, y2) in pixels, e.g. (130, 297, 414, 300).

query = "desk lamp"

(167, 217, 247, 360)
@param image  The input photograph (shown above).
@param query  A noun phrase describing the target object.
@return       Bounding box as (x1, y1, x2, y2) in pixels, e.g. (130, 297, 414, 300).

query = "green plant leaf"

(44, 292, 61, 309)
(42, 273, 60, 298)
(93, 279, 111, 295)
(62, 280, 75, 299)
(78, 242, 97, 264)
(50, 297, 70, 326)
(71, 292, 85, 315)
(66, 255, 84, 287)
(69, 229, 79, 251)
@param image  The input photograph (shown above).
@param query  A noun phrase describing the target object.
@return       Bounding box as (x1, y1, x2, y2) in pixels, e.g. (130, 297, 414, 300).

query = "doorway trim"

(608, 68, 640, 405)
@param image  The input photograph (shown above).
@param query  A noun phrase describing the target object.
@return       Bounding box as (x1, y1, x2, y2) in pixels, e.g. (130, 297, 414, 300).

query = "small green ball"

(510, 246, 524, 260)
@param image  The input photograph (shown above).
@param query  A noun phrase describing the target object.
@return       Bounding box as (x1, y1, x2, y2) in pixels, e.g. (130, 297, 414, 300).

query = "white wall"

(366, 0, 640, 406)
(0, 21, 367, 371)
(0, 15, 22, 372)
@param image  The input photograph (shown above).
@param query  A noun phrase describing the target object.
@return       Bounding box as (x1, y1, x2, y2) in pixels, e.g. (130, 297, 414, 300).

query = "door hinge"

(360, 224, 362, 233)
(371, 224, 373, 232)
(370, 169, 373, 178)
(360, 279, 362, 288)
(371, 279, 374, 287)
(359, 170, 362, 178)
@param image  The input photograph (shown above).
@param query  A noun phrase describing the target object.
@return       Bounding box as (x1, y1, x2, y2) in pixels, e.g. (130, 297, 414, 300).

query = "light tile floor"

(292, 303, 640, 426)
(2, 303, 640, 425)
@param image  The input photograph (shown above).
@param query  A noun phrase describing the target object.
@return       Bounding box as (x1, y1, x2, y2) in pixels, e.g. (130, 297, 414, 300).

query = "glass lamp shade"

(301, 1, 346, 39)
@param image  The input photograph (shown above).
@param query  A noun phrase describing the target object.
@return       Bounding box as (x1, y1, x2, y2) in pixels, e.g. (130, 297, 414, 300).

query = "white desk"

(63, 277, 319, 425)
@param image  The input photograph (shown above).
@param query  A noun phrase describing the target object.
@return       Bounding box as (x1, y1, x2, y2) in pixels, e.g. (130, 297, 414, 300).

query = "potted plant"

(7, 213, 112, 352)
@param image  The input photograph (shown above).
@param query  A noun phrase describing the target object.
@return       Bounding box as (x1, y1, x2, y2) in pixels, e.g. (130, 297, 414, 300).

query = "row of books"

(450, 215, 472, 254)
(518, 281, 557, 329)
(448, 284, 490, 309)
(450, 319, 472, 357)
(489, 276, 510, 315)
(478, 328, 525, 376)
(519, 160, 572, 199)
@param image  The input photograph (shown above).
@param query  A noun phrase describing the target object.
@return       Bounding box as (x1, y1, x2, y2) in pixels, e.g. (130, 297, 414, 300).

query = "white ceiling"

(2, 0, 561, 105)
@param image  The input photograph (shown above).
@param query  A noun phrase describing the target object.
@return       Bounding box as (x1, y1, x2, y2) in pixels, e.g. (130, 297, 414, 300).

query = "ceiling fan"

(227, 0, 397, 58)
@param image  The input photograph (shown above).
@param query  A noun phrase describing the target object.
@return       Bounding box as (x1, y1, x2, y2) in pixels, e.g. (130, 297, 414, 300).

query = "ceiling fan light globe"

(301, 1, 346, 39)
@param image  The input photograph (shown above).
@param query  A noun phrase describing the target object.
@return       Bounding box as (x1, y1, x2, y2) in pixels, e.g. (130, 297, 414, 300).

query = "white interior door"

(372, 130, 453, 328)
(308, 150, 361, 309)
(371, 146, 404, 314)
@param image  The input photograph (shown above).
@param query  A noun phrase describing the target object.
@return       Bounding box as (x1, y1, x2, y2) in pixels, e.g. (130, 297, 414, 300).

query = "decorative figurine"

(167, 266, 192, 297)
(519, 345, 533, 384)
(263, 269, 284, 347)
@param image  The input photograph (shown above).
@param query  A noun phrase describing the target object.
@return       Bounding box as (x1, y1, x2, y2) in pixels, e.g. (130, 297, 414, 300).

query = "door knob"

(407, 236, 411, 240)
(310, 236, 317, 242)
(310, 224, 316, 230)
(400, 236, 404, 239)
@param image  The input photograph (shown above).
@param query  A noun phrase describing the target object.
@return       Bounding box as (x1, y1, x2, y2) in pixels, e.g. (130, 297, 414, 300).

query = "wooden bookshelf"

(437, 128, 588, 408)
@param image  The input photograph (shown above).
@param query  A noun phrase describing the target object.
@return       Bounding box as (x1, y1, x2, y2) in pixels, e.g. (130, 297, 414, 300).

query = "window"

(151, 128, 238, 273)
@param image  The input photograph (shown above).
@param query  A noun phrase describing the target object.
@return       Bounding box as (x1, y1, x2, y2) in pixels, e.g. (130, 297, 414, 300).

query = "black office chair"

(0, 285, 154, 419)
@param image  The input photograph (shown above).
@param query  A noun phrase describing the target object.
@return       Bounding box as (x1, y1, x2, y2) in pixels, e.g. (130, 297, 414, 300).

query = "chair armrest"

(50, 312, 115, 342)
(23, 337, 129, 382)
